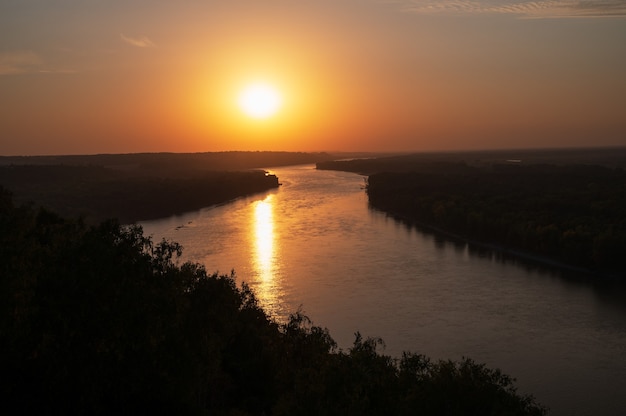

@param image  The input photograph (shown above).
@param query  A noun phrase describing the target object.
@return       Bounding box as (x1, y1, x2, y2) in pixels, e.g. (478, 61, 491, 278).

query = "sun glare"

(238, 83, 282, 119)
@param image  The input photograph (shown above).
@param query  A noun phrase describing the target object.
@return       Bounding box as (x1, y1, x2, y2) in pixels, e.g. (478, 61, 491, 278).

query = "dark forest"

(319, 149, 626, 279)
(1, 186, 547, 415)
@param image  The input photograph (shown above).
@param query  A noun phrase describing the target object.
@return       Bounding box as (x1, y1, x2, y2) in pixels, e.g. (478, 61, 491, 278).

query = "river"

(141, 164, 626, 416)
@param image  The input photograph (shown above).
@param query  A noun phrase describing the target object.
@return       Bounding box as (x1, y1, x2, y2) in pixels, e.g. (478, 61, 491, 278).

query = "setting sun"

(238, 83, 282, 119)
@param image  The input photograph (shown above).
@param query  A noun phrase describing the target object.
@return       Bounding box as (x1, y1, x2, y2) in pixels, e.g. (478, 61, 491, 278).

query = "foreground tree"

(0, 187, 547, 415)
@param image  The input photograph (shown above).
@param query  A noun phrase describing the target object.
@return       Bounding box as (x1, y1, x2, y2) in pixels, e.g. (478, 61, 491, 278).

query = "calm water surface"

(141, 165, 626, 416)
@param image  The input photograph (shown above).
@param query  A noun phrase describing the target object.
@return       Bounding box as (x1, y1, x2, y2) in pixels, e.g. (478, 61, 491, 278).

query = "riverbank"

(0, 151, 338, 224)
(318, 151, 626, 280)
(0, 165, 280, 224)
(365, 168, 625, 280)
(371, 204, 606, 281)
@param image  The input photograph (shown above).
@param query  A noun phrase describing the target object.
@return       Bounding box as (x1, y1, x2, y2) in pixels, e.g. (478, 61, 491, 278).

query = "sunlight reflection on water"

(253, 196, 274, 277)
(251, 194, 281, 316)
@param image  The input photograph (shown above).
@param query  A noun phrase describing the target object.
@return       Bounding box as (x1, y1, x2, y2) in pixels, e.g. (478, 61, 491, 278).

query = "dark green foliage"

(0, 164, 281, 224)
(1, 189, 547, 415)
(365, 164, 626, 278)
(397, 354, 546, 416)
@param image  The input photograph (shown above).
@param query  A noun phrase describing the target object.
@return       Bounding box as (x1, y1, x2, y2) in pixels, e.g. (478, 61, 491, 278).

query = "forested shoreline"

(0, 151, 336, 224)
(0, 165, 280, 224)
(319, 151, 626, 279)
(0, 187, 547, 415)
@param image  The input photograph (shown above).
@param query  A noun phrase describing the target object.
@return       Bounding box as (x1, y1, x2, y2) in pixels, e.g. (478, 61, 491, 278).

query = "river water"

(141, 164, 626, 416)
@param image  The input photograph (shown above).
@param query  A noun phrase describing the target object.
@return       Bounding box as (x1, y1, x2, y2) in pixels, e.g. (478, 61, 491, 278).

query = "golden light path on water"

(251, 194, 280, 315)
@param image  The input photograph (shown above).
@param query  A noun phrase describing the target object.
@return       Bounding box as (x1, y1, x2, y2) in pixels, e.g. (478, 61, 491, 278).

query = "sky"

(1, 0, 625, 155)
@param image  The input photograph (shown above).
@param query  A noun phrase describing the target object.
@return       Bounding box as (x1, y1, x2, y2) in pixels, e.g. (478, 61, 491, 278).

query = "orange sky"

(1, 1, 625, 155)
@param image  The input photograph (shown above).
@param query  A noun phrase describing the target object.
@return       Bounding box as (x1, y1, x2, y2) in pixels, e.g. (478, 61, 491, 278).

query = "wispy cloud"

(36, 69, 78, 74)
(120, 33, 155, 48)
(0, 51, 41, 75)
(0, 51, 77, 76)
(389, 1, 626, 18)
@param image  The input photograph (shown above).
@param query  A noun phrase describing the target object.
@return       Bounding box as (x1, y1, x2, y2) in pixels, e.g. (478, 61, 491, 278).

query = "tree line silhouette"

(0, 151, 334, 173)
(0, 151, 341, 224)
(0, 165, 280, 224)
(1, 187, 547, 415)
(364, 163, 625, 278)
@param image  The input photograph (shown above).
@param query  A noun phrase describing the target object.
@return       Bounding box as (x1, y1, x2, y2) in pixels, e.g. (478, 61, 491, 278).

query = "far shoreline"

(317, 149, 626, 282)
(369, 205, 611, 283)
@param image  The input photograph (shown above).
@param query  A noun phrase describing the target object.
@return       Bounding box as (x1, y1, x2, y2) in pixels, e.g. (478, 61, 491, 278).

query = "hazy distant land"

(317, 147, 626, 174)
(318, 147, 626, 279)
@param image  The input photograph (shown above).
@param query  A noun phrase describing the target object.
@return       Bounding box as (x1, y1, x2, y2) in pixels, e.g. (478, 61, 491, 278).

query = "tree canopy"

(365, 164, 626, 278)
(1, 187, 547, 415)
